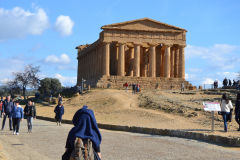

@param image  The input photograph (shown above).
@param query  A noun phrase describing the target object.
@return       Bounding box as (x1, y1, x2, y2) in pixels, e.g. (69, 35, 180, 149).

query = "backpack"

(70, 138, 94, 160)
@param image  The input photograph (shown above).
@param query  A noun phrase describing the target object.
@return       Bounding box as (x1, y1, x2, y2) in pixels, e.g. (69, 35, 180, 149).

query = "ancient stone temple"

(76, 18, 193, 89)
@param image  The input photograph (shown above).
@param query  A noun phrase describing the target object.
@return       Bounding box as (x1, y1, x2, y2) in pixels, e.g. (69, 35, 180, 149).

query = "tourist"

(58, 94, 63, 103)
(223, 78, 228, 87)
(220, 93, 233, 132)
(229, 79, 232, 86)
(136, 83, 140, 93)
(123, 82, 128, 92)
(132, 83, 136, 94)
(235, 93, 240, 131)
(62, 105, 102, 160)
(0, 98, 3, 118)
(181, 82, 185, 92)
(213, 80, 218, 89)
(24, 100, 36, 133)
(1, 96, 14, 131)
(11, 101, 23, 135)
(54, 101, 64, 126)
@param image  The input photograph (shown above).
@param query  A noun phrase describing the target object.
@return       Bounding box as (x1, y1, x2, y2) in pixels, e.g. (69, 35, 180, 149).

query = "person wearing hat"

(11, 100, 23, 135)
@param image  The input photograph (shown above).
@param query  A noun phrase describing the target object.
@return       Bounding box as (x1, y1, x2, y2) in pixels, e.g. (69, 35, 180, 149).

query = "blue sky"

(0, 0, 239, 86)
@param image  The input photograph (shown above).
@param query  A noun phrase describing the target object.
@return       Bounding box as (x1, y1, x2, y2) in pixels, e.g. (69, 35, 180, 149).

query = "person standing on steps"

(181, 82, 185, 92)
(220, 93, 233, 132)
(24, 100, 36, 133)
(11, 101, 23, 135)
(235, 93, 240, 131)
(1, 96, 14, 131)
(54, 101, 64, 126)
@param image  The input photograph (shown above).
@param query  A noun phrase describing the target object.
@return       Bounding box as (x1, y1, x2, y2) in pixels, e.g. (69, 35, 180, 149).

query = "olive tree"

(38, 78, 62, 97)
(11, 65, 40, 99)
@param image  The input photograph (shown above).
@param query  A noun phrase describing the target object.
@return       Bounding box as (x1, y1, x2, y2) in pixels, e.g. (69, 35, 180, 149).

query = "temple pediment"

(101, 18, 187, 32)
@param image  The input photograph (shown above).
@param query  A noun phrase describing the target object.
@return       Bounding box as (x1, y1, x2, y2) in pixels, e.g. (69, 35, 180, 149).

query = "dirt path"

(1, 119, 240, 160)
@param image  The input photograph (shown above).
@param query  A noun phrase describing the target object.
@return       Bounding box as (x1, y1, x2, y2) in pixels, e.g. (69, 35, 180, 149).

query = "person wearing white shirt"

(220, 94, 233, 132)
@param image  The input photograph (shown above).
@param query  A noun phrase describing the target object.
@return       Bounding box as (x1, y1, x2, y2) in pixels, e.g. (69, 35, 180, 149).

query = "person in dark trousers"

(1, 96, 14, 130)
(132, 83, 136, 94)
(58, 94, 63, 103)
(24, 100, 36, 133)
(235, 93, 240, 131)
(11, 101, 23, 135)
(229, 79, 232, 86)
(54, 101, 64, 126)
(63, 105, 102, 160)
(0, 98, 3, 118)
(220, 94, 233, 132)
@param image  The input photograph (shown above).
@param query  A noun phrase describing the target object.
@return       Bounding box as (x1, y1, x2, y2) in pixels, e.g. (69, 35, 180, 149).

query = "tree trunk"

(23, 86, 26, 100)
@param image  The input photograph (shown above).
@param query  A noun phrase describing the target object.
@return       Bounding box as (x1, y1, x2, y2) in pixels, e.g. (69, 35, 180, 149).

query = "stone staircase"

(86, 75, 194, 90)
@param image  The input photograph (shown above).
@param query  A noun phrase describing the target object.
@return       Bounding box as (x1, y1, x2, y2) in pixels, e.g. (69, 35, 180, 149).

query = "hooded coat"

(65, 106, 102, 152)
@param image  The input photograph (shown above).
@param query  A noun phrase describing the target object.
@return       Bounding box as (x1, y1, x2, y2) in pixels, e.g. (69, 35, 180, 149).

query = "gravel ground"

(0, 119, 240, 160)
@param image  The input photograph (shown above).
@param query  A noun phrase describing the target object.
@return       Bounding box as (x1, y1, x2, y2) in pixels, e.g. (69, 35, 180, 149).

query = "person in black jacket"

(235, 93, 240, 131)
(1, 96, 14, 130)
(24, 100, 36, 133)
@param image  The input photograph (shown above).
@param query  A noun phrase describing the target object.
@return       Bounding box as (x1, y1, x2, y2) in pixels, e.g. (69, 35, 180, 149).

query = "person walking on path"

(235, 93, 240, 131)
(58, 94, 63, 103)
(11, 101, 23, 135)
(54, 101, 64, 126)
(220, 93, 233, 132)
(1, 96, 14, 131)
(24, 100, 36, 133)
(62, 105, 102, 160)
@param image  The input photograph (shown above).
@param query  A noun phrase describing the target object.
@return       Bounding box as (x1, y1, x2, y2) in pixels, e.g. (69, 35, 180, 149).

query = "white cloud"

(54, 73, 76, 86)
(217, 72, 239, 80)
(0, 78, 10, 85)
(0, 7, 49, 41)
(45, 53, 71, 64)
(202, 78, 214, 85)
(186, 44, 240, 71)
(55, 15, 74, 36)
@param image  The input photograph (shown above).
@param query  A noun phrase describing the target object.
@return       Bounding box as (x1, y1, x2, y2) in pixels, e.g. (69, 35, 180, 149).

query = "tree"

(11, 65, 40, 100)
(38, 78, 62, 97)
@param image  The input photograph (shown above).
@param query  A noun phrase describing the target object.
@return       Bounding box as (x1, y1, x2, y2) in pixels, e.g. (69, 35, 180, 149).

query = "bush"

(61, 86, 78, 98)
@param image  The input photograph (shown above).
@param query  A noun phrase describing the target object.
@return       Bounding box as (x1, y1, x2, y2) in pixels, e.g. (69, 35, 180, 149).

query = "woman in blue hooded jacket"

(11, 101, 23, 135)
(63, 105, 102, 160)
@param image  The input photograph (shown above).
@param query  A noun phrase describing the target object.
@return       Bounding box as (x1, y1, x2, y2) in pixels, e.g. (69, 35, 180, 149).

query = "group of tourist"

(222, 78, 240, 88)
(123, 82, 141, 94)
(0, 96, 36, 135)
(220, 93, 240, 132)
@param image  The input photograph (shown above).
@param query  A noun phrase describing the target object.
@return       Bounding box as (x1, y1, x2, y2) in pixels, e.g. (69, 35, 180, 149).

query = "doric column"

(134, 44, 140, 77)
(164, 45, 171, 78)
(174, 47, 179, 78)
(102, 42, 110, 76)
(118, 43, 125, 76)
(129, 47, 134, 76)
(149, 45, 156, 77)
(179, 45, 185, 79)
(170, 47, 175, 78)
(143, 48, 148, 77)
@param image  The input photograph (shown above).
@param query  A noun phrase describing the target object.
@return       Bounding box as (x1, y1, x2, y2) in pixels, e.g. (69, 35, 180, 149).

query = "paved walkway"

(0, 119, 240, 160)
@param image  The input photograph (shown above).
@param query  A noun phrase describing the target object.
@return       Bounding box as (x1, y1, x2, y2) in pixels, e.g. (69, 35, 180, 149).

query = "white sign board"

(203, 102, 221, 112)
